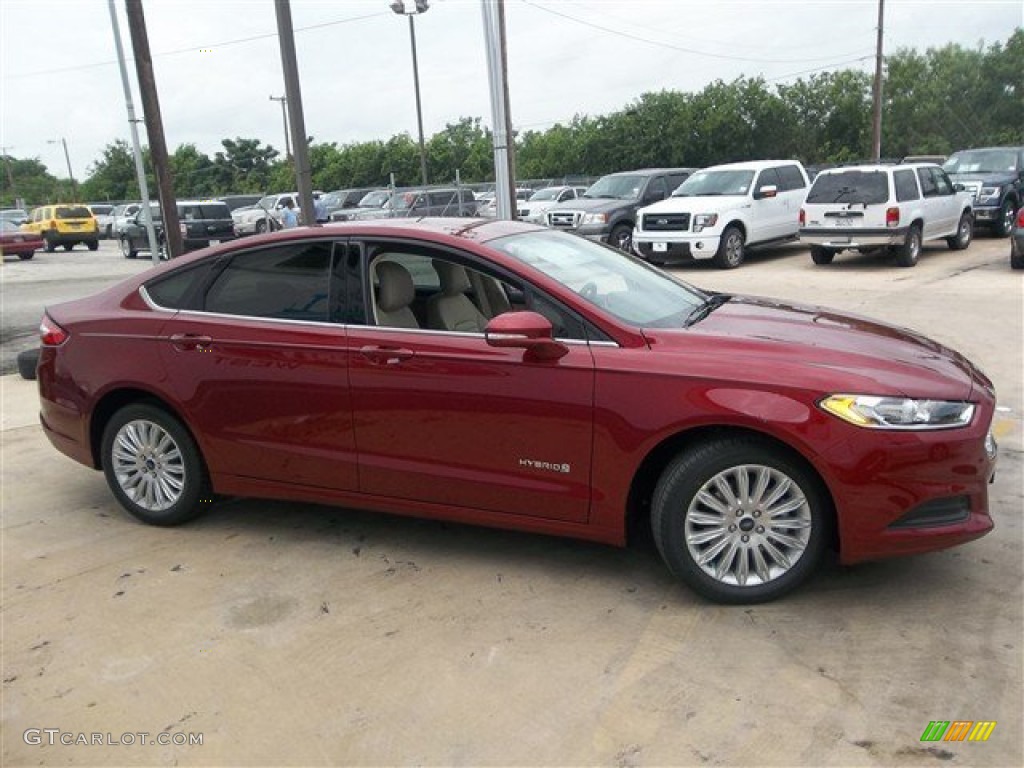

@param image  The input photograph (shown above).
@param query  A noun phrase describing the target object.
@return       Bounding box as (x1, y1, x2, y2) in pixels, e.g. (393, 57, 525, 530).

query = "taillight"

(799, 208, 806, 226)
(40, 314, 69, 346)
(885, 207, 900, 228)
(1017, 208, 1024, 227)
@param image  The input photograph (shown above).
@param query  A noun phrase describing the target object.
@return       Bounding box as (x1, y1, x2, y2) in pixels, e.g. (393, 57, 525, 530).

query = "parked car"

(232, 193, 299, 235)
(478, 188, 532, 218)
(119, 200, 236, 258)
(942, 146, 1023, 236)
(88, 204, 116, 238)
(1, 208, 30, 226)
(36, 219, 996, 604)
(902, 155, 947, 165)
(217, 194, 263, 213)
(633, 160, 809, 269)
(23, 204, 99, 252)
(1011, 206, 1024, 269)
(329, 189, 393, 222)
(800, 163, 974, 267)
(321, 188, 380, 220)
(351, 188, 477, 220)
(545, 168, 695, 250)
(110, 203, 142, 238)
(0, 219, 44, 260)
(518, 186, 587, 224)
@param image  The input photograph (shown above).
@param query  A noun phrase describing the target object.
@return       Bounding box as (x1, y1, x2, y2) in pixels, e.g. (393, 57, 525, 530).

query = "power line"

(517, 0, 875, 64)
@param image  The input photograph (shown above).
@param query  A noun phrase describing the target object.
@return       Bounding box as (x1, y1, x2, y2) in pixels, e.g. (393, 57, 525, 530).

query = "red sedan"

(36, 219, 997, 602)
(1, 220, 44, 260)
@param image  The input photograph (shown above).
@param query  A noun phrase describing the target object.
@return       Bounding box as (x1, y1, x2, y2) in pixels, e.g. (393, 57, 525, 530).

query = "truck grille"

(548, 211, 581, 228)
(642, 213, 690, 231)
(961, 181, 982, 200)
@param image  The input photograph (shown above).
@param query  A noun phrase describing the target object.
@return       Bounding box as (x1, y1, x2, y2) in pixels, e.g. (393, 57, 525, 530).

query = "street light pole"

(390, 1, 429, 188)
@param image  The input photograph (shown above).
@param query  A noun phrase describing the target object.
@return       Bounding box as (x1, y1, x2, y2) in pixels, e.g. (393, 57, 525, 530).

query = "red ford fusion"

(36, 219, 997, 602)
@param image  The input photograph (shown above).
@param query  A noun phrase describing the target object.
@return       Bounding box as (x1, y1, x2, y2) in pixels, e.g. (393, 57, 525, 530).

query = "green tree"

(0, 155, 61, 207)
(78, 140, 149, 201)
(169, 144, 217, 198)
(212, 138, 280, 192)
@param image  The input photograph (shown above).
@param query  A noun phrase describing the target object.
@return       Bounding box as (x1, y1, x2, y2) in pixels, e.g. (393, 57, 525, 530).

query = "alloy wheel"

(110, 419, 186, 512)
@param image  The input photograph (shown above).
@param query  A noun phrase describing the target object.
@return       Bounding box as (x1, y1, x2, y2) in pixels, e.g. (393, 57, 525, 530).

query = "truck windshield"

(672, 170, 755, 197)
(943, 149, 1019, 175)
(583, 175, 644, 200)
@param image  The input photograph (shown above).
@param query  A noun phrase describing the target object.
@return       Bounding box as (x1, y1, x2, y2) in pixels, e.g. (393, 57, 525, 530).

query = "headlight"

(693, 213, 719, 232)
(819, 394, 975, 430)
(978, 186, 999, 199)
(581, 212, 607, 225)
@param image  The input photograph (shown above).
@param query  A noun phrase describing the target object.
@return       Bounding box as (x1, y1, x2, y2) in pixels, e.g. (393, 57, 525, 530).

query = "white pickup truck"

(632, 160, 810, 269)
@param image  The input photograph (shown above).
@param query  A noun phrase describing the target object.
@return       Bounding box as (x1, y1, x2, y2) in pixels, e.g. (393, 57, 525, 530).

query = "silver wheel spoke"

(714, 540, 740, 581)
(696, 535, 732, 566)
(767, 530, 807, 551)
(690, 528, 728, 546)
(695, 490, 729, 515)
(110, 419, 186, 513)
(689, 509, 725, 526)
(735, 468, 750, 503)
(766, 496, 806, 518)
(751, 546, 772, 583)
(751, 467, 771, 505)
(712, 475, 740, 508)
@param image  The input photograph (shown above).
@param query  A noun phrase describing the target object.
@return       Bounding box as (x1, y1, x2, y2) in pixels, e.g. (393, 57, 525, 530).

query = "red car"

(36, 219, 997, 602)
(1, 220, 44, 260)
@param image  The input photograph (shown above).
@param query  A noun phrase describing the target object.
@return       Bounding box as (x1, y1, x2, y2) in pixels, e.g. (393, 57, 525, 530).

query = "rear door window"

(894, 170, 920, 202)
(916, 168, 939, 197)
(776, 165, 807, 191)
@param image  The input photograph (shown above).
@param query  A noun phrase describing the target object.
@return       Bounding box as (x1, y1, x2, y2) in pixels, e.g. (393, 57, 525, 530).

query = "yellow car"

(24, 204, 99, 252)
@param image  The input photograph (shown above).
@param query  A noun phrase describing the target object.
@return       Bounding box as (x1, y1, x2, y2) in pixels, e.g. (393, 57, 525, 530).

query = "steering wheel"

(580, 281, 599, 301)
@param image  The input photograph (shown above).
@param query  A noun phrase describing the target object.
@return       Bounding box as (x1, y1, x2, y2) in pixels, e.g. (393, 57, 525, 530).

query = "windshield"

(583, 174, 644, 200)
(806, 170, 889, 204)
(529, 188, 560, 202)
(358, 190, 390, 207)
(673, 170, 755, 197)
(489, 230, 705, 327)
(257, 195, 277, 209)
(392, 191, 425, 211)
(943, 149, 1019, 175)
(90, 205, 114, 215)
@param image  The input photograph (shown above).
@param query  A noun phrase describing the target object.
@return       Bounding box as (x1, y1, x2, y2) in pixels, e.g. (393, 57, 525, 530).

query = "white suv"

(632, 160, 809, 269)
(800, 163, 974, 267)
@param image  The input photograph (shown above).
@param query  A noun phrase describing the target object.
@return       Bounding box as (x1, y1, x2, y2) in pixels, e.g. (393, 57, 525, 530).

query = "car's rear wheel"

(895, 224, 922, 267)
(713, 225, 745, 269)
(651, 437, 828, 603)
(101, 404, 210, 526)
(255, 219, 267, 234)
(996, 200, 1017, 237)
(810, 246, 834, 265)
(1012, 240, 1024, 270)
(609, 223, 632, 251)
(42, 235, 55, 253)
(86, 239, 99, 251)
(119, 236, 137, 259)
(946, 211, 973, 250)
(18, 251, 34, 261)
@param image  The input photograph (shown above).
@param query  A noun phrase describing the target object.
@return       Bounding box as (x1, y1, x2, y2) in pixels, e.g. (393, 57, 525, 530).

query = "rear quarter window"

(894, 170, 920, 201)
(145, 262, 215, 309)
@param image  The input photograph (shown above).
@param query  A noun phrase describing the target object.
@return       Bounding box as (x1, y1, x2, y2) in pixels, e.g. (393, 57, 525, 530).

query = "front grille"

(962, 181, 982, 200)
(548, 211, 581, 228)
(642, 213, 690, 231)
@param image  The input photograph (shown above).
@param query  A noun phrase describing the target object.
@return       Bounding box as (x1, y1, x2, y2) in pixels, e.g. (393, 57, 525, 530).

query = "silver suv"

(800, 163, 974, 267)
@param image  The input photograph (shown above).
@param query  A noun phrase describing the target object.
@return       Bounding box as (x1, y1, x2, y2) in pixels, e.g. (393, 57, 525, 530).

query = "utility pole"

(871, 0, 885, 162)
(125, 0, 183, 258)
(0, 146, 17, 205)
(269, 95, 291, 160)
(481, 0, 515, 219)
(108, 0, 160, 263)
(48, 138, 78, 197)
(274, 0, 316, 225)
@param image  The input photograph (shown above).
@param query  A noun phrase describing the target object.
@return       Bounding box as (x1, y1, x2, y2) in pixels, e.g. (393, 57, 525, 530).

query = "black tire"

(101, 403, 211, 526)
(17, 348, 39, 380)
(255, 218, 267, 234)
(18, 251, 34, 261)
(608, 223, 632, 251)
(43, 235, 55, 253)
(86, 239, 99, 251)
(810, 246, 834, 265)
(62, 243, 73, 251)
(996, 200, 1017, 238)
(105, 224, 113, 239)
(713, 225, 745, 269)
(119, 236, 137, 259)
(1012, 240, 1024, 270)
(946, 211, 973, 250)
(651, 437, 829, 604)
(895, 224, 922, 267)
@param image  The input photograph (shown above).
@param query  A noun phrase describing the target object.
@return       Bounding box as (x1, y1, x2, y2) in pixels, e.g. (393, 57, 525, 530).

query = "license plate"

(834, 218, 855, 227)
(652, 242, 668, 252)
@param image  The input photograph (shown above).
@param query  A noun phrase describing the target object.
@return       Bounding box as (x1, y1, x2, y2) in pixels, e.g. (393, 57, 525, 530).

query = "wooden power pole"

(871, 0, 885, 162)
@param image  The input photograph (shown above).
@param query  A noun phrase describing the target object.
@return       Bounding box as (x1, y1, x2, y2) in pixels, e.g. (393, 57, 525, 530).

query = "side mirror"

(485, 311, 568, 361)
(753, 185, 778, 200)
(954, 183, 966, 192)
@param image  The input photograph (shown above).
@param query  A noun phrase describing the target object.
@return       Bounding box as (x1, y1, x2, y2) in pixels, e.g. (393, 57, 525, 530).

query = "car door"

(915, 167, 944, 239)
(930, 167, 960, 234)
(345, 242, 596, 523)
(751, 167, 787, 241)
(155, 239, 358, 491)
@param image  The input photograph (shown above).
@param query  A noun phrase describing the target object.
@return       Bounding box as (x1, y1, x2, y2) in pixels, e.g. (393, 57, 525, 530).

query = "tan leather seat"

(374, 261, 419, 329)
(427, 260, 488, 333)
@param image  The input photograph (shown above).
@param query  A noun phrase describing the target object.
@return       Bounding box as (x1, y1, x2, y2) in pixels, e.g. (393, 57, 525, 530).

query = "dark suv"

(942, 147, 1023, 236)
(544, 168, 695, 250)
(119, 200, 236, 258)
(351, 188, 478, 220)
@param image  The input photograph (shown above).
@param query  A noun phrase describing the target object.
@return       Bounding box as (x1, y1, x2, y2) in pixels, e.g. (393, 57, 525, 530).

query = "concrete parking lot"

(2, 234, 1022, 766)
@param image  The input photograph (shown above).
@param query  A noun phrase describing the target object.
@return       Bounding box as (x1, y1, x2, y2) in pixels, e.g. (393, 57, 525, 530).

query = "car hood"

(547, 197, 634, 214)
(641, 195, 746, 214)
(948, 171, 1019, 186)
(641, 295, 984, 401)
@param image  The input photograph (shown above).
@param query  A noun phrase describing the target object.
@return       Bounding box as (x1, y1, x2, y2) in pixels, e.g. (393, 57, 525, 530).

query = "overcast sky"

(1, 0, 1020, 183)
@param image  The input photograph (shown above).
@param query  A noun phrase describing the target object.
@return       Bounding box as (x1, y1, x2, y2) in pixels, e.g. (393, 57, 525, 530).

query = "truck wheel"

(119, 236, 137, 259)
(996, 200, 1017, 237)
(895, 224, 922, 267)
(713, 226, 745, 269)
(946, 211, 973, 250)
(651, 437, 829, 603)
(609, 223, 632, 251)
(810, 246, 834, 265)
(86, 239, 99, 251)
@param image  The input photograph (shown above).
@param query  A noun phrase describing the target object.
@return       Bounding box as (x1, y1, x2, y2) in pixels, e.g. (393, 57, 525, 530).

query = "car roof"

(698, 160, 802, 172)
(815, 163, 938, 175)
(605, 167, 696, 177)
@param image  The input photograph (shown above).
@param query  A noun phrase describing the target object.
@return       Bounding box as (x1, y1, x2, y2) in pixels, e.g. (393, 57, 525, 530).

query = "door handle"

(359, 345, 415, 365)
(169, 333, 213, 351)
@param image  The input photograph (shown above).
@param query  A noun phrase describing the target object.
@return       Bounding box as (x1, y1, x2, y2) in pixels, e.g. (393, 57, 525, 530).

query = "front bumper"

(973, 204, 1003, 225)
(633, 234, 720, 264)
(800, 226, 907, 249)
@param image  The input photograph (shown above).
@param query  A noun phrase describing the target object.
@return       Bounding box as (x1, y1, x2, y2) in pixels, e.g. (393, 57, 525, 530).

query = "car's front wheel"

(651, 437, 829, 603)
(996, 200, 1017, 237)
(101, 404, 211, 526)
(810, 246, 835, 265)
(609, 223, 632, 251)
(946, 211, 973, 250)
(119, 236, 137, 259)
(713, 225, 745, 269)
